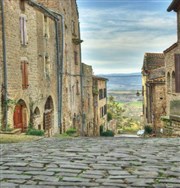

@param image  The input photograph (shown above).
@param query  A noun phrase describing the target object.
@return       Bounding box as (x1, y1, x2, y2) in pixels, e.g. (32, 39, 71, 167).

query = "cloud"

(78, 3, 177, 74)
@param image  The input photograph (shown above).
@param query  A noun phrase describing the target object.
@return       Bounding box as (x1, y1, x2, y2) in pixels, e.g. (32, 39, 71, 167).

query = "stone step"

(0, 128, 22, 135)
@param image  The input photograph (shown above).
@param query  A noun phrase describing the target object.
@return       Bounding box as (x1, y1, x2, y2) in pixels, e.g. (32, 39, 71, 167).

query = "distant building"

(142, 53, 166, 133)
(93, 76, 108, 136)
(81, 63, 94, 136)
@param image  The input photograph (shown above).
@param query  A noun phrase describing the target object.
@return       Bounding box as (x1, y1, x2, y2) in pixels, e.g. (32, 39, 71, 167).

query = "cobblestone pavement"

(0, 137, 180, 188)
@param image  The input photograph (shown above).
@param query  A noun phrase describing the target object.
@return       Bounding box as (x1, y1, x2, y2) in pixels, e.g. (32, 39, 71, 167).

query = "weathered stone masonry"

(142, 53, 166, 133)
(0, 0, 60, 135)
(0, 0, 108, 136)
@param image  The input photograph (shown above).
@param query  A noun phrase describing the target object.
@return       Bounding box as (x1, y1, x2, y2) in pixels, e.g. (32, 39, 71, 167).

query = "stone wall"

(142, 53, 166, 133)
(164, 45, 180, 113)
(0, 3, 3, 128)
(0, 0, 58, 135)
(82, 63, 94, 136)
(37, 0, 82, 134)
(151, 81, 166, 131)
(93, 76, 108, 136)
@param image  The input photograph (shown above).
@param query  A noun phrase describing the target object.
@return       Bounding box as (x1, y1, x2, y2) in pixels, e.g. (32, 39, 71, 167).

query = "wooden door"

(14, 105, 23, 130)
(22, 108, 27, 132)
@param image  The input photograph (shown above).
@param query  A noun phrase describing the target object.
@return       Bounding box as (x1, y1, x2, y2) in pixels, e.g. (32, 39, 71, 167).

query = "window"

(172, 71, 175, 93)
(104, 88, 106, 98)
(72, 85, 75, 104)
(74, 51, 78, 65)
(167, 72, 170, 93)
(104, 105, 107, 115)
(76, 80, 79, 95)
(72, 20, 75, 35)
(99, 89, 103, 100)
(99, 89, 106, 100)
(175, 54, 180, 93)
(44, 54, 51, 77)
(20, 0, 25, 11)
(100, 107, 104, 118)
(20, 14, 28, 45)
(21, 61, 29, 89)
(88, 94, 90, 111)
(43, 15, 49, 38)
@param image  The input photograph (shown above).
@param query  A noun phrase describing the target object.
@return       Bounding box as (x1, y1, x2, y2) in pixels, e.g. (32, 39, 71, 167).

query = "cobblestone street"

(0, 137, 180, 188)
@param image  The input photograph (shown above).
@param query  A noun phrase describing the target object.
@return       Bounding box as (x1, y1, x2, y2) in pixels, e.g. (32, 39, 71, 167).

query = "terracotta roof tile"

(142, 53, 164, 72)
(149, 67, 165, 80)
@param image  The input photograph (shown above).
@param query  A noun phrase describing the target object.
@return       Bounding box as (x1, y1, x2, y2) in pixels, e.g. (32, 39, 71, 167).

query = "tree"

(107, 96, 125, 128)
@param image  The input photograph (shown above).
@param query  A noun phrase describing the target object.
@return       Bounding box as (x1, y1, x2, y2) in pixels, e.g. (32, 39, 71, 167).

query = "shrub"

(144, 125, 153, 134)
(66, 128, 76, 136)
(26, 129, 44, 136)
(107, 112, 113, 122)
(101, 130, 114, 137)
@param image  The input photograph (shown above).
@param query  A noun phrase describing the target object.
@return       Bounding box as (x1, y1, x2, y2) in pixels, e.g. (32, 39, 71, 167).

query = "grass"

(0, 134, 42, 144)
(118, 101, 142, 108)
(118, 124, 140, 134)
(53, 133, 73, 139)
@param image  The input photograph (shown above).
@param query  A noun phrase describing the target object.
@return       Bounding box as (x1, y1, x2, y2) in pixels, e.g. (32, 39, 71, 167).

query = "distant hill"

(98, 72, 141, 77)
(97, 73, 142, 91)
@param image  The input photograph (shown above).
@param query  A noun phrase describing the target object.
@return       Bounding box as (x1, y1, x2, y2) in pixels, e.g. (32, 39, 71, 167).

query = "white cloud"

(78, 5, 177, 74)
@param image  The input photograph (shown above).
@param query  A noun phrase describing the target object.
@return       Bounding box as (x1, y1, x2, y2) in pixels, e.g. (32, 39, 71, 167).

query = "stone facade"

(0, 0, 60, 136)
(93, 76, 108, 136)
(162, 0, 180, 135)
(142, 53, 166, 133)
(37, 0, 83, 134)
(0, 0, 108, 136)
(81, 63, 94, 136)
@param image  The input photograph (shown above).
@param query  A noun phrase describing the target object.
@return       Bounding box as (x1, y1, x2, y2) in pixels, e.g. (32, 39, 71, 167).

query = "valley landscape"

(98, 73, 143, 133)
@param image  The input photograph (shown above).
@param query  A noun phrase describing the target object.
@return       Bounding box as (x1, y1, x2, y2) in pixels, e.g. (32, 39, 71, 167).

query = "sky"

(77, 0, 177, 74)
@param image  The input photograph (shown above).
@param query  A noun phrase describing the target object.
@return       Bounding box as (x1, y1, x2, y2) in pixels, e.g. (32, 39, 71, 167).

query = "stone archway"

(13, 99, 27, 132)
(43, 96, 54, 135)
(33, 107, 41, 130)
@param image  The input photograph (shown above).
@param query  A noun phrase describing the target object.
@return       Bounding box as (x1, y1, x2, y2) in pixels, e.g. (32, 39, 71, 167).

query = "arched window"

(34, 107, 40, 116)
(167, 72, 171, 93)
(172, 71, 175, 93)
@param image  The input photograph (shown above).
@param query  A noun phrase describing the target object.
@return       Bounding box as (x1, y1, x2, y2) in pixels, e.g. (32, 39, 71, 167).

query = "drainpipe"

(1, 0, 8, 131)
(53, 12, 64, 133)
(80, 63, 84, 136)
(79, 21, 85, 136)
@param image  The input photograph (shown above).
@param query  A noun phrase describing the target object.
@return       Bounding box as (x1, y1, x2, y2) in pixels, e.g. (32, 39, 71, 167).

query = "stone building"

(162, 0, 180, 135)
(0, 0, 108, 136)
(81, 63, 94, 136)
(93, 76, 108, 136)
(142, 53, 166, 133)
(37, 0, 83, 134)
(0, 0, 62, 136)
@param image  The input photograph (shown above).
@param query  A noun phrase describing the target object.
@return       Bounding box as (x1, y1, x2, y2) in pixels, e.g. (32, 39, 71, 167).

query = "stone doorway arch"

(43, 96, 54, 136)
(13, 99, 27, 132)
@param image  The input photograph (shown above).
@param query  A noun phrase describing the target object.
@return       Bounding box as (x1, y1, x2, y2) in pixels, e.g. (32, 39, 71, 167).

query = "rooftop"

(167, 0, 180, 12)
(142, 53, 164, 72)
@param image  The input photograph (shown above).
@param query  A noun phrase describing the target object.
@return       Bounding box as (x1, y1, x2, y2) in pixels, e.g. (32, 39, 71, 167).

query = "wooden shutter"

(104, 88, 106, 98)
(20, 15, 27, 45)
(175, 54, 180, 93)
(21, 61, 28, 89)
(21, 61, 25, 89)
